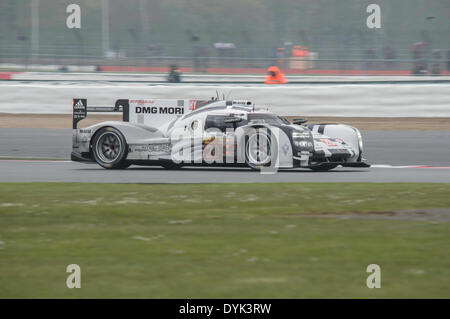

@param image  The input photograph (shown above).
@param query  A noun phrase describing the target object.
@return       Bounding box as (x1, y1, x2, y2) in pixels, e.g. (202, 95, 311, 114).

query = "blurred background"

(0, 0, 449, 75)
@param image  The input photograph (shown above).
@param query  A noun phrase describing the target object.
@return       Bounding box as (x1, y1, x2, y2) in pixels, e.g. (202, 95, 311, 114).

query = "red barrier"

(98, 66, 450, 76)
(0, 72, 21, 80)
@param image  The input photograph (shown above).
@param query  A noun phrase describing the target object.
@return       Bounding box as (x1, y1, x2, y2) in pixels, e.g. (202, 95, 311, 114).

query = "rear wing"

(73, 98, 212, 129)
(72, 98, 129, 129)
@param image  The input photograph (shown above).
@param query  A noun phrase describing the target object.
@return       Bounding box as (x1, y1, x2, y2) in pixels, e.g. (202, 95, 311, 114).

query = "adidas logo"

(74, 100, 85, 109)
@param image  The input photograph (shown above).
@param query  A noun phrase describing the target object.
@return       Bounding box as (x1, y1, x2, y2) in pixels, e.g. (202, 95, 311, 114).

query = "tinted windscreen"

(248, 114, 285, 125)
(205, 115, 236, 132)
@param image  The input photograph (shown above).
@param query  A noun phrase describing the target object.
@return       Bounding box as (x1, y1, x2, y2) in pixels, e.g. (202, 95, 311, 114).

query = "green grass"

(0, 183, 449, 298)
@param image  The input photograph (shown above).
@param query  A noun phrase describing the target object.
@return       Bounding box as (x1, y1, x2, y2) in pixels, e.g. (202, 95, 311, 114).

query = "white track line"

(371, 164, 450, 169)
(0, 159, 71, 163)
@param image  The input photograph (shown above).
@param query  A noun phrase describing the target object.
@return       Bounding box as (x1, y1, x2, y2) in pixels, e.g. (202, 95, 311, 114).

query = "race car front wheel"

(92, 127, 129, 169)
(245, 129, 273, 171)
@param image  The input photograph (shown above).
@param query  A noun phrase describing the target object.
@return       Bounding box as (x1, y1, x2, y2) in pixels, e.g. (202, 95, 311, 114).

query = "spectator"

(412, 42, 427, 75)
(364, 48, 377, 70)
(447, 49, 450, 71)
(214, 43, 236, 68)
(167, 65, 181, 83)
(382, 42, 396, 69)
(431, 49, 441, 75)
(264, 66, 288, 84)
(290, 45, 309, 70)
(275, 47, 286, 69)
(191, 35, 202, 72)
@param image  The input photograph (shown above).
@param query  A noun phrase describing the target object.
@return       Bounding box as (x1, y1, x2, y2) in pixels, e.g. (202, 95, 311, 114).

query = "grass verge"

(0, 183, 449, 298)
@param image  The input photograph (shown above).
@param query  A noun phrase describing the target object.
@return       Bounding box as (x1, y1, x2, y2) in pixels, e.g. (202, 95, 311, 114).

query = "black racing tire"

(245, 128, 273, 171)
(161, 161, 183, 170)
(92, 127, 129, 169)
(310, 164, 338, 172)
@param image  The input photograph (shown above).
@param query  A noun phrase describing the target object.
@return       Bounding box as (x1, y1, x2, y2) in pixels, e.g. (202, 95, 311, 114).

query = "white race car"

(71, 97, 369, 171)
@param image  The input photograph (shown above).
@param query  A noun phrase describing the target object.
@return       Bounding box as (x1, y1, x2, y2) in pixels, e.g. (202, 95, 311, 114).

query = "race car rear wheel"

(92, 127, 129, 169)
(245, 129, 273, 171)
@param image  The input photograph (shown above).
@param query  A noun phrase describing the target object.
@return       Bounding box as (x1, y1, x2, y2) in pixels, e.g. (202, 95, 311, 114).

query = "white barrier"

(0, 83, 449, 117)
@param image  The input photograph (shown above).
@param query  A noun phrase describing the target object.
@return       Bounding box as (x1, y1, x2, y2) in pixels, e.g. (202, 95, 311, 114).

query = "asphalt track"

(0, 128, 449, 183)
(0, 160, 449, 183)
(1, 128, 450, 165)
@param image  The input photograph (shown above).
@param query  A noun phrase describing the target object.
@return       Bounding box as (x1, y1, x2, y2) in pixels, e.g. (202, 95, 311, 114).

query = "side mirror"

(224, 117, 242, 124)
(293, 118, 308, 125)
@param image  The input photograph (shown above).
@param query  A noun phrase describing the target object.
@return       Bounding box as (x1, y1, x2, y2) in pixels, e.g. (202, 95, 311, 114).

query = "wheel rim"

(96, 132, 122, 163)
(246, 131, 271, 166)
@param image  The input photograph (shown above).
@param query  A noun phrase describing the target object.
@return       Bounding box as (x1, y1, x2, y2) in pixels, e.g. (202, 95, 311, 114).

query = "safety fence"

(1, 54, 449, 76)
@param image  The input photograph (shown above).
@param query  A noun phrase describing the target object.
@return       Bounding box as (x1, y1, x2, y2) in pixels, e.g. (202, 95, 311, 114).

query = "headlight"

(297, 141, 313, 148)
(356, 129, 363, 154)
(292, 130, 314, 151)
(292, 132, 311, 139)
